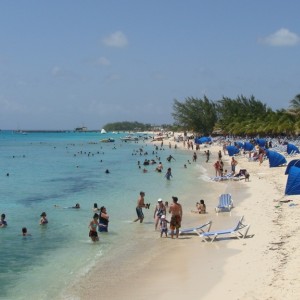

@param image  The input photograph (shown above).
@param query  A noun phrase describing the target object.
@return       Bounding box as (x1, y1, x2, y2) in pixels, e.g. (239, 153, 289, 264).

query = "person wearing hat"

(39, 212, 48, 225)
(169, 196, 182, 238)
(160, 215, 169, 238)
(153, 198, 166, 230)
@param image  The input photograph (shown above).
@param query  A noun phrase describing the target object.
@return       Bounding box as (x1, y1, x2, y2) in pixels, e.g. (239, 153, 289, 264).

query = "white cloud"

(51, 66, 62, 77)
(102, 31, 128, 48)
(96, 56, 111, 66)
(260, 28, 300, 46)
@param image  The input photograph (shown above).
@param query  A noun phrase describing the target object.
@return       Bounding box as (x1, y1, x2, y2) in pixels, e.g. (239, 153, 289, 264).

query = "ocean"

(0, 130, 219, 300)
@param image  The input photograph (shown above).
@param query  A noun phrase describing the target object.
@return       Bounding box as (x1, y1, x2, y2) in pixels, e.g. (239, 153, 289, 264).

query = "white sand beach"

(65, 136, 300, 300)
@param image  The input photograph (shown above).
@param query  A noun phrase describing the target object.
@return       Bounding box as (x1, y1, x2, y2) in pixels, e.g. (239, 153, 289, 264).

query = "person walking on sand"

(154, 198, 166, 230)
(193, 152, 197, 162)
(214, 160, 220, 176)
(205, 150, 210, 163)
(169, 196, 183, 239)
(134, 191, 147, 223)
(231, 157, 238, 174)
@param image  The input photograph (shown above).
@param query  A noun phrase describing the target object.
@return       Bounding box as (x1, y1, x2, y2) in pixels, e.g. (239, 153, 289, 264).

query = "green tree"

(172, 96, 217, 135)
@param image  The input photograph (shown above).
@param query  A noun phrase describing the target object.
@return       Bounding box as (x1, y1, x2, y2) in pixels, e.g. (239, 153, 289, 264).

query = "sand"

(65, 135, 300, 300)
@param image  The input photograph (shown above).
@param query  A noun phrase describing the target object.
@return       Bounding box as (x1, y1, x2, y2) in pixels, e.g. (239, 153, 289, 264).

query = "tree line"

(103, 121, 153, 132)
(172, 94, 300, 136)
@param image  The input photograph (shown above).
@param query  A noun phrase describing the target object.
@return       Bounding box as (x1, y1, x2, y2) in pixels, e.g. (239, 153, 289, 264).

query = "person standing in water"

(89, 213, 99, 242)
(165, 168, 173, 180)
(133, 191, 147, 223)
(39, 212, 48, 225)
(98, 206, 109, 232)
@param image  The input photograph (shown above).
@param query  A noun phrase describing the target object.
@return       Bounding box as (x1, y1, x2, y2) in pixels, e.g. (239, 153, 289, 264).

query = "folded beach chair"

(168, 220, 212, 236)
(210, 173, 234, 182)
(215, 193, 233, 213)
(194, 216, 250, 242)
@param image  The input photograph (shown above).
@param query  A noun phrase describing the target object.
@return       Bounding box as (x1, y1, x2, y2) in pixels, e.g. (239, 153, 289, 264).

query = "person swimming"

(21, 227, 31, 236)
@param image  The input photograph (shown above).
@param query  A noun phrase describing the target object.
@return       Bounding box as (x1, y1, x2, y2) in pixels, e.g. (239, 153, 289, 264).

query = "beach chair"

(194, 216, 250, 242)
(210, 173, 234, 182)
(215, 193, 233, 213)
(168, 220, 212, 236)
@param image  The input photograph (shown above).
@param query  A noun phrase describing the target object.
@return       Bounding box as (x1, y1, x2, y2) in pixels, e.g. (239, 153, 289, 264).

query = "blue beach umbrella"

(287, 143, 300, 154)
(243, 142, 254, 151)
(235, 141, 244, 148)
(226, 145, 239, 156)
(256, 138, 266, 147)
(285, 159, 300, 175)
(267, 150, 287, 168)
(285, 166, 300, 195)
(195, 137, 211, 144)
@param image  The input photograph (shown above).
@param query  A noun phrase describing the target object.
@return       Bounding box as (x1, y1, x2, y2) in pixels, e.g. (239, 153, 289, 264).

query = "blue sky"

(0, 0, 300, 130)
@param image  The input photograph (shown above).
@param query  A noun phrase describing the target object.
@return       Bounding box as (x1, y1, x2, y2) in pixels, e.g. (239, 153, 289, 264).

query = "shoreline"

(64, 135, 300, 300)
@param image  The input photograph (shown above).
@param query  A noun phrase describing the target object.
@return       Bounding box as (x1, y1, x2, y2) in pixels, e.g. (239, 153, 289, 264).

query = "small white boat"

(100, 138, 115, 143)
(100, 129, 107, 134)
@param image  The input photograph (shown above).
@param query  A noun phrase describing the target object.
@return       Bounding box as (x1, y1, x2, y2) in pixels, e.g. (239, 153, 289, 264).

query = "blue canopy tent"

(285, 159, 300, 175)
(226, 145, 240, 156)
(266, 150, 287, 168)
(195, 137, 211, 144)
(235, 141, 244, 148)
(256, 138, 266, 147)
(287, 143, 300, 155)
(285, 166, 300, 195)
(243, 142, 254, 151)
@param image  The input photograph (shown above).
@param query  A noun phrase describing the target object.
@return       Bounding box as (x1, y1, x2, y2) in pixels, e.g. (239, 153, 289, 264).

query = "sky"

(0, 0, 300, 130)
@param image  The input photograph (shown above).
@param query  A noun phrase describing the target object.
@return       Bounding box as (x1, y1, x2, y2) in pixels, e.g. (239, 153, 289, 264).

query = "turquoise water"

(0, 131, 214, 299)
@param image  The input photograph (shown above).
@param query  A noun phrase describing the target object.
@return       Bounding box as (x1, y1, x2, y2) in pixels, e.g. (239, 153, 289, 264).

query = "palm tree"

(288, 94, 300, 116)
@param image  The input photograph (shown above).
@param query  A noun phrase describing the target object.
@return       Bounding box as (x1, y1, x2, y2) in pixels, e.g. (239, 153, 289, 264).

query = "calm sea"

(0, 130, 217, 299)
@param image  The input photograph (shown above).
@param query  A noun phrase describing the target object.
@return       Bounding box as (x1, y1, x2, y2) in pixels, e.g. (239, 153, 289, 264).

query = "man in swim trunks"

(169, 196, 183, 238)
(134, 191, 147, 223)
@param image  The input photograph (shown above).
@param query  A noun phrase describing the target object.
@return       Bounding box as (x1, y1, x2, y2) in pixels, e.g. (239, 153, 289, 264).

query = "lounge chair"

(194, 216, 250, 242)
(168, 220, 212, 236)
(210, 173, 234, 182)
(215, 193, 233, 213)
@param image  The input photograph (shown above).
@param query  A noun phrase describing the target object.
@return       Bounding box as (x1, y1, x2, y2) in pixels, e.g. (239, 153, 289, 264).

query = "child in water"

(191, 199, 206, 214)
(40, 212, 48, 225)
(160, 215, 169, 238)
